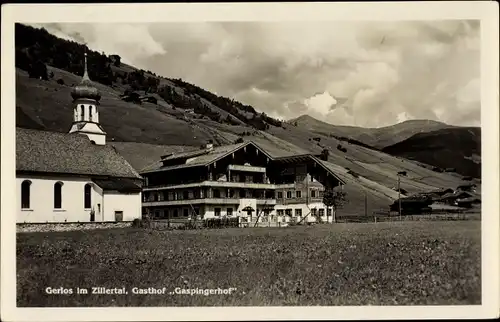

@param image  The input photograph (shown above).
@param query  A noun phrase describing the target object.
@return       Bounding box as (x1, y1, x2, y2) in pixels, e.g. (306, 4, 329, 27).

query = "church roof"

(16, 127, 142, 179)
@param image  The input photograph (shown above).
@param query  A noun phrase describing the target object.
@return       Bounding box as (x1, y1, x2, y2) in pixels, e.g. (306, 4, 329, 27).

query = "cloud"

(36, 20, 480, 127)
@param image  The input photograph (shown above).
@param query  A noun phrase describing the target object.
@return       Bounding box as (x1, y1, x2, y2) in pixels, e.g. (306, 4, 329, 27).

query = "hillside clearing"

(17, 221, 480, 307)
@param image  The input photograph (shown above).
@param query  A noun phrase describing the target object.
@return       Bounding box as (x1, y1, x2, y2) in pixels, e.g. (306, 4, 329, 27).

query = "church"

(16, 53, 143, 223)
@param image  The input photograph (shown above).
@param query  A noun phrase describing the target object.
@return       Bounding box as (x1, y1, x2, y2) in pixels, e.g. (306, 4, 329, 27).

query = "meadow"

(17, 221, 481, 307)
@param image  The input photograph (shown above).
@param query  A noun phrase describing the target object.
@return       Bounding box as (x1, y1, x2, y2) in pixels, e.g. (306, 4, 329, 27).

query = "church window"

(21, 180, 31, 209)
(54, 182, 63, 209)
(84, 184, 92, 208)
(80, 105, 85, 119)
(89, 105, 93, 121)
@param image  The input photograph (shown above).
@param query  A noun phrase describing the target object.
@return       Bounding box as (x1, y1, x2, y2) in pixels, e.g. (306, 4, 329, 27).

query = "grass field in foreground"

(17, 221, 481, 306)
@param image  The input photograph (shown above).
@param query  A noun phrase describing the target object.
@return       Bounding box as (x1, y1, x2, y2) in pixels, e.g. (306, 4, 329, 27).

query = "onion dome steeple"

(71, 52, 101, 102)
(69, 49, 106, 145)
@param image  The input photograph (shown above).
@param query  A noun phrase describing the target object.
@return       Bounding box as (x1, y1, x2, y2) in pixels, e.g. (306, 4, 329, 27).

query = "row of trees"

(169, 78, 283, 130)
(16, 24, 117, 85)
(158, 86, 223, 122)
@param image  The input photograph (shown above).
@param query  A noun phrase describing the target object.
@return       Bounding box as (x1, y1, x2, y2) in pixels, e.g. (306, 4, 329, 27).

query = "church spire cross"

(82, 51, 90, 81)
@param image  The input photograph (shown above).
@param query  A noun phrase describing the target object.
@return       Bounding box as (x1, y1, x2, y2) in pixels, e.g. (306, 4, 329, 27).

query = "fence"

(337, 212, 481, 223)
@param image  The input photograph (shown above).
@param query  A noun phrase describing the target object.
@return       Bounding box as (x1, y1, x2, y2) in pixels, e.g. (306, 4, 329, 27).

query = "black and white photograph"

(1, 2, 499, 321)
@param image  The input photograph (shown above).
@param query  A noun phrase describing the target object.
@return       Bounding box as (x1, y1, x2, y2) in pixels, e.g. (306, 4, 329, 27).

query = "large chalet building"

(140, 141, 345, 226)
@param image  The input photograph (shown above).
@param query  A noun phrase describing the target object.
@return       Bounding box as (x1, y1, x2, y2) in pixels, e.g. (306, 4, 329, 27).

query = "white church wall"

(17, 175, 104, 223)
(102, 192, 142, 222)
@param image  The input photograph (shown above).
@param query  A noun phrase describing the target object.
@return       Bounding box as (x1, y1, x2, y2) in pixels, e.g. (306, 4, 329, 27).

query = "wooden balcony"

(143, 180, 276, 191)
(143, 198, 276, 207)
(276, 197, 323, 205)
(228, 164, 266, 173)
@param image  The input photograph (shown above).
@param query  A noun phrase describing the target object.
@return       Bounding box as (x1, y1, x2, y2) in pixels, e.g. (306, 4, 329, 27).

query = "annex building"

(141, 141, 346, 226)
(17, 53, 143, 223)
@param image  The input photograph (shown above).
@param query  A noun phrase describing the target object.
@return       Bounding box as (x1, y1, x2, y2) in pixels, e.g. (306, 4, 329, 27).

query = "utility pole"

(364, 190, 368, 217)
(397, 174, 402, 220)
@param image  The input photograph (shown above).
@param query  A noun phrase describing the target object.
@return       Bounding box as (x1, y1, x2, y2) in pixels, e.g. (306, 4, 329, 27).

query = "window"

(286, 191, 292, 199)
(173, 209, 178, 217)
(277, 192, 283, 199)
(311, 209, 317, 216)
(295, 209, 302, 217)
(84, 184, 92, 209)
(213, 189, 221, 198)
(214, 208, 221, 216)
(327, 208, 332, 216)
(227, 208, 233, 216)
(319, 209, 325, 216)
(245, 175, 253, 183)
(319, 191, 324, 198)
(311, 190, 316, 198)
(80, 105, 85, 119)
(183, 208, 189, 217)
(54, 182, 63, 209)
(21, 180, 31, 209)
(239, 189, 245, 198)
(115, 211, 123, 222)
(296, 191, 302, 198)
(89, 106, 93, 121)
(277, 209, 284, 216)
(285, 209, 292, 216)
(182, 191, 189, 200)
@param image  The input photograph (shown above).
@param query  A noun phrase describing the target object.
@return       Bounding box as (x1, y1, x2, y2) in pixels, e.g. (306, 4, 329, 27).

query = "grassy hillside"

(14, 24, 479, 215)
(290, 114, 455, 149)
(382, 128, 481, 178)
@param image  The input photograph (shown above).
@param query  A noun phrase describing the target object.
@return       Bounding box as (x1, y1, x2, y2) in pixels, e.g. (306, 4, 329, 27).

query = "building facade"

(141, 142, 345, 226)
(16, 52, 142, 223)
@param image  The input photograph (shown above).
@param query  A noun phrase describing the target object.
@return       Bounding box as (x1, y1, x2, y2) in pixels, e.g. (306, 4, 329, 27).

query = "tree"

(320, 149, 330, 161)
(322, 188, 347, 223)
(111, 54, 121, 67)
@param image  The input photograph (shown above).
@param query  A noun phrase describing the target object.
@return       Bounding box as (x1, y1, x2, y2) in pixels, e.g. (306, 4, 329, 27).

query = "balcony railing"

(228, 164, 266, 173)
(143, 198, 277, 207)
(143, 180, 276, 191)
(276, 197, 324, 205)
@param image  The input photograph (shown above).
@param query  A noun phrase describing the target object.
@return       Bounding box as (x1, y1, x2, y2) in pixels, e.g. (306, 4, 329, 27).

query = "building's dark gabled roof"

(93, 178, 142, 192)
(142, 141, 274, 174)
(16, 128, 141, 179)
(141, 140, 347, 185)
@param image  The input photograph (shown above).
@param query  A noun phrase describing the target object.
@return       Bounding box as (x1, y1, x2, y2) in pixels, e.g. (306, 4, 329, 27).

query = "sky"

(35, 20, 481, 128)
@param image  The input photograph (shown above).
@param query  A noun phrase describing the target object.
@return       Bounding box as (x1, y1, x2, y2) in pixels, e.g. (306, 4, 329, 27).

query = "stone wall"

(17, 222, 132, 233)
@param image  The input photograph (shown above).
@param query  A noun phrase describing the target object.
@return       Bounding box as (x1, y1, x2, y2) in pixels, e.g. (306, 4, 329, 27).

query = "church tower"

(69, 51, 106, 145)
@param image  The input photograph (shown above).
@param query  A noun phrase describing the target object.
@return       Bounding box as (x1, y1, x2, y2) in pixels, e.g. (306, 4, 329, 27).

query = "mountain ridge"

(288, 114, 464, 149)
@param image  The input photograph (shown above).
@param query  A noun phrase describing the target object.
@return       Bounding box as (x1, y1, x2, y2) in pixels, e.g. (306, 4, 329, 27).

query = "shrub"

(131, 218, 151, 229)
